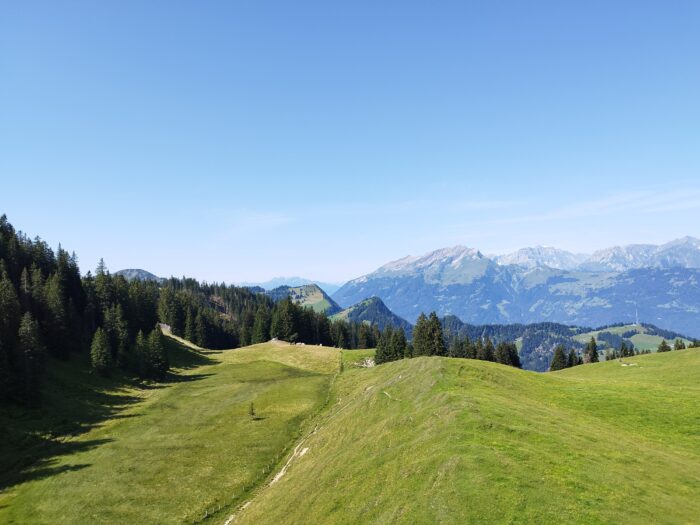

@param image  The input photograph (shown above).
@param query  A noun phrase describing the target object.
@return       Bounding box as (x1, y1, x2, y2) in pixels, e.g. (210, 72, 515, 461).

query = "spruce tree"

(657, 339, 671, 353)
(566, 349, 578, 368)
(146, 327, 169, 380)
(478, 337, 495, 362)
(549, 345, 567, 371)
(17, 312, 46, 405)
(585, 337, 599, 363)
(184, 308, 195, 342)
(427, 312, 446, 356)
(494, 342, 510, 365)
(90, 327, 112, 376)
(674, 339, 686, 351)
(507, 342, 521, 368)
(412, 314, 430, 356)
(390, 328, 407, 361)
(251, 305, 271, 344)
(374, 327, 390, 364)
(134, 330, 147, 378)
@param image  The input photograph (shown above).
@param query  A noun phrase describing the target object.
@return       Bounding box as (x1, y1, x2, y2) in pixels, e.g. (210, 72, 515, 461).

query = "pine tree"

(134, 330, 147, 377)
(478, 337, 495, 362)
(566, 349, 578, 368)
(674, 339, 686, 351)
(194, 311, 207, 348)
(358, 323, 372, 349)
(17, 312, 46, 405)
(657, 339, 671, 353)
(390, 328, 407, 361)
(251, 305, 271, 344)
(375, 326, 394, 364)
(494, 342, 510, 365)
(549, 345, 567, 371)
(507, 343, 522, 368)
(412, 313, 430, 356)
(184, 307, 195, 342)
(90, 327, 112, 376)
(584, 337, 599, 363)
(427, 312, 447, 356)
(144, 327, 169, 380)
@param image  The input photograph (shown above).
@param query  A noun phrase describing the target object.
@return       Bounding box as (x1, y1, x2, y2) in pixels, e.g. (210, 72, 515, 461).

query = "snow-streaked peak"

(377, 245, 484, 273)
(495, 246, 586, 271)
(580, 237, 700, 272)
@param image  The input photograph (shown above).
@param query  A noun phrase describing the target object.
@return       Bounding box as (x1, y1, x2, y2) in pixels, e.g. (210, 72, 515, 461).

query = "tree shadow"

(164, 336, 217, 370)
(0, 336, 215, 495)
(0, 437, 112, 491)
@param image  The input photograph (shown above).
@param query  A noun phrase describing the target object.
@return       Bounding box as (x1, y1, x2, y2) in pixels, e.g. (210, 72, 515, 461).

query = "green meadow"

(0, 338, 339, 524)
(236, 349, 700, 525)
(2, 337, 698, 524)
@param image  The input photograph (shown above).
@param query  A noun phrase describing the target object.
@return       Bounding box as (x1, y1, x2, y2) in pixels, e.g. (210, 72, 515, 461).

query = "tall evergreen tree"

(566, 349, 578, 368)
(478, 337, 495, 362)
(390, 328, 408, 360)
(17, 312, 46, 405)
(657, 339, 671, 353)
(494, 342, 510, 365)
(674, 339, 686, 350)
(144, 328, 169, 380)
(427, 312, 447, 356)
(549, 345, 567, 371)
(90, 327, 112, 376)
(251, 305, 271, 344)
(584, 337, 599, 363)
(412, 313, 430, 356)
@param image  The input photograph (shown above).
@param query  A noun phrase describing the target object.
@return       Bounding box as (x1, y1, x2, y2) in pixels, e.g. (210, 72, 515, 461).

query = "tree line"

(375, 312, 521, 368)
(0, 215, 385, 405)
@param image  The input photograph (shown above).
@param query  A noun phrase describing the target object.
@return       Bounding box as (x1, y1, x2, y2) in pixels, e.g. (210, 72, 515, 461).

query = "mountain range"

(333, 237, 700, 337)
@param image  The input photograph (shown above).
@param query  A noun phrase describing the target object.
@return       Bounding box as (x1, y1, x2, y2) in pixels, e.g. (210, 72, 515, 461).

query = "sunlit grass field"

(237, 349, 700, 525)
(0, 338, 339, 524)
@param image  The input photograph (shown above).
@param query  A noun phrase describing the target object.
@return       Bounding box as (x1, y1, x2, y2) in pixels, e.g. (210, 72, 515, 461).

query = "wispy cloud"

(484, 189, 700, 226)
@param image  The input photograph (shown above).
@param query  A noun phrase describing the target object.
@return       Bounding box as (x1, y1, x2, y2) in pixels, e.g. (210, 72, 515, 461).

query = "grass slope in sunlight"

(237, 349, 700, 525)
(0, 339, 339, 524)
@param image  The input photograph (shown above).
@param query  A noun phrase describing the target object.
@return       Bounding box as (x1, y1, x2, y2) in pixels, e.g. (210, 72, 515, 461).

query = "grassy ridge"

(0, 339, 339, 524)
(237, 349, 700, 524)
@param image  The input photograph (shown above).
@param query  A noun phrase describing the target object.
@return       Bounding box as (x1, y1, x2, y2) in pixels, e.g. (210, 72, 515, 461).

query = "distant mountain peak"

(115, 269, 164, 283)
(378, 245, 484, 273)
(495, 246, 586, 270)
(238, 276, 343, 295)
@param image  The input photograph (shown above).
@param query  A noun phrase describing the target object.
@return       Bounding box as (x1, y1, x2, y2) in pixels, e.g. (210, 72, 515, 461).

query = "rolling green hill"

(3, 330, 698, 524)
(267, 284, 342, 314)
(0, 336, 340, 524)
(331, 296, 413, 336)
(234, 349, 700, 525)
(573, 323, 693, 352)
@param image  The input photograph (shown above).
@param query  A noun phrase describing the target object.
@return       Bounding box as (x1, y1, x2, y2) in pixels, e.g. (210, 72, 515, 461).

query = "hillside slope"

(268, 284, 342, 314)
(331, 296, 413, 336)
(0, 338, 339, 524)
(236, 349, 700, 524)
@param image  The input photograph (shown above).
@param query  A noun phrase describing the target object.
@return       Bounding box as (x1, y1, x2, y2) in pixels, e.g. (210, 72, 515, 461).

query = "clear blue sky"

(2, 1, 699, 283)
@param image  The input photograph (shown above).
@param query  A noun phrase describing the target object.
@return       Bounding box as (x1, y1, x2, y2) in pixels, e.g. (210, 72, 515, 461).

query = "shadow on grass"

(164, 336, 217, 370)
(0, 437, 111, 491)
(0, 336, 214, 495)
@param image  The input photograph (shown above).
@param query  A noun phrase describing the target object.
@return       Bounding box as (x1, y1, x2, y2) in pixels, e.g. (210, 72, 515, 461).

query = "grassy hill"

(573, 323, 693, 352)
(3, 333, 698, 524)
(234, 349, 700, 524)
(267, 284, 342, 314)
(0, 337, 340, 524)
(331, 296, 413, 336)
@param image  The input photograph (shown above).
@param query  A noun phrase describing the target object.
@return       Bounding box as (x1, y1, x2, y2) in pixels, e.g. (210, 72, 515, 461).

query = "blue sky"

(1, 1, 699, 283)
